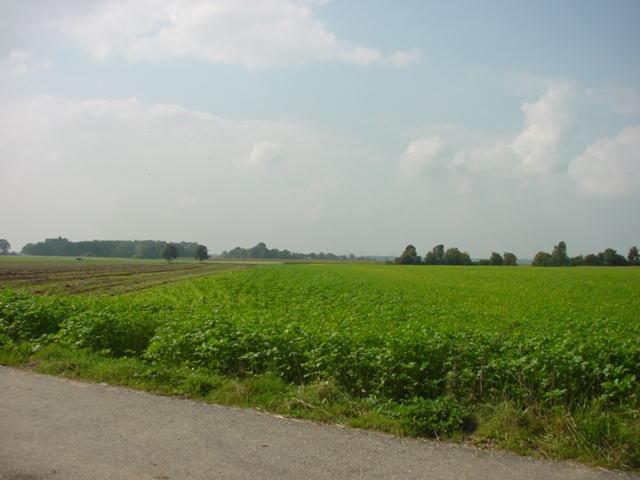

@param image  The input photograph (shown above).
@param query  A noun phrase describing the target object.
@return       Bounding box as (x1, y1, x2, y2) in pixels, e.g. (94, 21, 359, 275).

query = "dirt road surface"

(1, 367, 637, 480)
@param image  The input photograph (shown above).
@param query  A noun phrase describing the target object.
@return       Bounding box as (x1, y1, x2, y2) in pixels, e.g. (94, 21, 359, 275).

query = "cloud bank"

(397, 82, 638, 198)
(58, 0, 420, 68)
(0, 95, 377, 251)
(569, 126, 640, 196)
(4, 49, 51, 75)
(1, 92, 638, 256)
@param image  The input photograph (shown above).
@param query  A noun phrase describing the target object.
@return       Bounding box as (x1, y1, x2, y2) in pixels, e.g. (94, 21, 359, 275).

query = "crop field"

(0, 256, 252, 294)
(1, 260, 639, 469)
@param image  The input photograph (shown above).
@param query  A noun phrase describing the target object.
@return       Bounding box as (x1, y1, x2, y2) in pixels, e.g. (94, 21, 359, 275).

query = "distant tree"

(277, 249, 292, 259)
(424, 244, 445, 265)
(489, 252, 503, 266)
(135, 242, 160, 259)
(502, 252, 518, 266)
(194, 244, 209, 261)
(600, 248, 627, 266)
(532, 251, 552, 266)
(551, 241, 569, 266)
(628, 246, 639, 265)
(443, 247, 472, 265)
(0, 239, 10, 255)
(219, 243, 352, 261)
(19, 238, 204, 258)
(162, 243, 178, 262)
(397, 245, 419, 264)
(433, 244, 445, 261)
(177, 242, 199, 258)
(583, 253, 601, 266)
(569, 255, 584, 267)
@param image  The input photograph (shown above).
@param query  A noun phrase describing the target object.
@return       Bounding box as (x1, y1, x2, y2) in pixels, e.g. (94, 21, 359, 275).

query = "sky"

(1, 0, 639, 258)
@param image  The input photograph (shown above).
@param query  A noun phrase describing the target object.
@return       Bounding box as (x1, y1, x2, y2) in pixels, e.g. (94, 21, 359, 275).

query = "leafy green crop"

(1, 263, 639, 466)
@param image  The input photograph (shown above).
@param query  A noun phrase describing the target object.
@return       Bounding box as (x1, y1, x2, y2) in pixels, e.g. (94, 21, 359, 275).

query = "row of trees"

(396, 244, 519, 266)
(396, 241, 639, 267)
(533, 241, 639, 267)
(221, 242, 364, 261)
(161, 243, 209, 262)
(16, 238, 362, 262)
(395, 244, 500, 265)
(21, 237, 204, 259)
(477, 251, 518, 266)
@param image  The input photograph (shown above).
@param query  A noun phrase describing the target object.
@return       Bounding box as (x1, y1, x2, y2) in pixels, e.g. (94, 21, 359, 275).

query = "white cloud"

(5, 49, 51, 75)
(569, 126, 640, 196)
(400, 83, 576, 179)
(511, 82, 575, 175)
(0, 96, 345, 178)
(0, 95, 375, 249)
(240, 141, 281, 168)
(387, 48, 422, 68)
(58, 0, 420, 68)
(2, 94, 638, 257)
(452, 142, 515, 174)
(398, 137, 446, 177)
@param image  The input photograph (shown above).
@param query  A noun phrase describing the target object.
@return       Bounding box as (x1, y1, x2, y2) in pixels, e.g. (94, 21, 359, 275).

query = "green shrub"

(56, 308, 158, 357)
(0, 290, 69, 341)
(402, 396, 474, 437)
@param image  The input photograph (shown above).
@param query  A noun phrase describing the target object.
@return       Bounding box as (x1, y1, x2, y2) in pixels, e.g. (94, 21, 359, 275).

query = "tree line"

(9, 237, 639, 266)
(395, 244, 517, 266)
(532, 241, 639, 267)
(221, 242, 365, 261)
(16, 238, 360, 262)
(21, 237, 206, 260)
(394, 241, 639, 267)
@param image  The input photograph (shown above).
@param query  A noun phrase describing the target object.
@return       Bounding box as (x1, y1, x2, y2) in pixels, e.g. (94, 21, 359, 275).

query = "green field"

(1, 259, 639, 469)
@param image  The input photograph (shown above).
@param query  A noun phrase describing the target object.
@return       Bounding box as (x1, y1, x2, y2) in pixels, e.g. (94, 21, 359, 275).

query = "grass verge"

(1, 342, 638, 471)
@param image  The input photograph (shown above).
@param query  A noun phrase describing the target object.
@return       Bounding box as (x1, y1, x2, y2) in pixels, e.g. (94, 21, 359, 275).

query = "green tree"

(601, 248, 627, 266)
(162, 243, 178, 262)
(532, 251, 552, 266)
(0, 239, 10, 255)
(397, 245, 419, 264)
(443, 247, 472, 265)
(551, 241, 569, 266)
(583, 253, 601, 266)
(194, 244, 209, 261)
(628, 246, 639, 265)
(489, 252, 503, 266)
(424, 244, 445, 265)
(502, 252, 517, 266)
(569, 255, 584, 266)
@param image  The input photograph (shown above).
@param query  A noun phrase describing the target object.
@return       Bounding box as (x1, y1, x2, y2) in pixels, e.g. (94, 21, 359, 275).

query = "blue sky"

(1, 0, 639, 257)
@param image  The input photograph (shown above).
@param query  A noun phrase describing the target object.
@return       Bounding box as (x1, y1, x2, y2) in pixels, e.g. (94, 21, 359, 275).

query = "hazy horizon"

(1, 1, 639, 259)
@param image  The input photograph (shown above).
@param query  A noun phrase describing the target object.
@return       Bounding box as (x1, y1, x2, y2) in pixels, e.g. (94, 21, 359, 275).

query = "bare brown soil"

(0, 260, 250, 295)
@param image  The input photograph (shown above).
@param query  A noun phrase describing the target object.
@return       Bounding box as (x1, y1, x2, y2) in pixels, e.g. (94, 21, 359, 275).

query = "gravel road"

(1, 367, 637, 480)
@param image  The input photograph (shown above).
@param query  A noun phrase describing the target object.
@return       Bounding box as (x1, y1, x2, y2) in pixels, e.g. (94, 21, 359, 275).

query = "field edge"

(1, 342, 638, 473)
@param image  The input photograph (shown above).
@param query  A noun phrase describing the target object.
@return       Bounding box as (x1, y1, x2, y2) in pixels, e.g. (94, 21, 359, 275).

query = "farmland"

(0, 256, 253, 294)
(1, 258, 639, 469)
